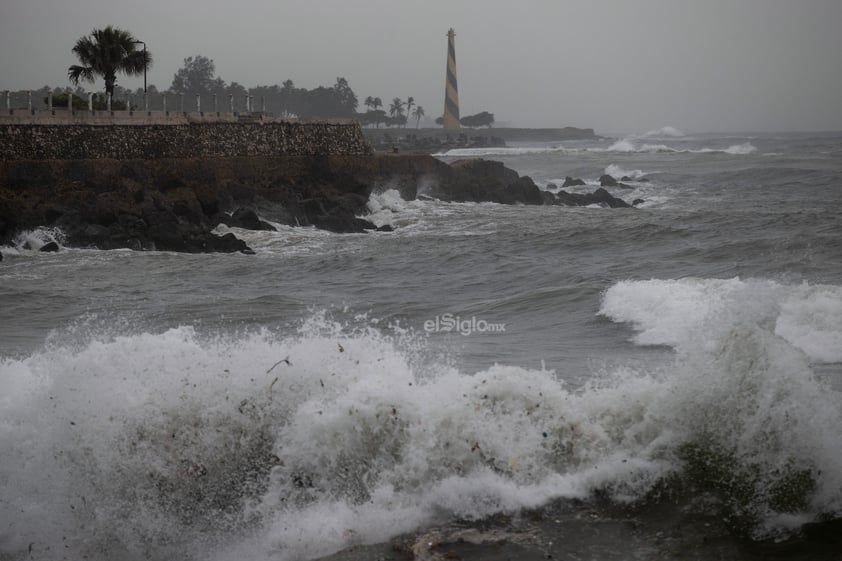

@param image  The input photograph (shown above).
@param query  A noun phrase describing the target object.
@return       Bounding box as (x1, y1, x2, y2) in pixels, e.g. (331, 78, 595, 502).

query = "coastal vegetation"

(10, 28, 495, 129)
(67, 26, 151, 98)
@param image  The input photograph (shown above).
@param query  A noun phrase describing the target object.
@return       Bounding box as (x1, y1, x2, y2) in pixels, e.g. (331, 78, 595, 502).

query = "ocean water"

(1, 129, 841, 560)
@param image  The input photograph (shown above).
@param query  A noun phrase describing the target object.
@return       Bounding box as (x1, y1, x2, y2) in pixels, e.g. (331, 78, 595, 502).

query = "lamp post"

(132, 40, 147, 93)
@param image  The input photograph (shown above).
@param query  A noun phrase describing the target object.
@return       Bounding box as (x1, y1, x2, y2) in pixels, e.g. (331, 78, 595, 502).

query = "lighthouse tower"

(443, 28, 460, 129)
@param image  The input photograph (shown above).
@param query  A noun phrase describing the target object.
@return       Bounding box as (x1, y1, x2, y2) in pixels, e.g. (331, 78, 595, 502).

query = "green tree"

(170, 55, 224, 95)
(67, 26, 151, 98)
(332, 77, 358, 117)
(412, 105, 425, 129)
(460, 111, 495, 128)
(389, 97, 405, 127)
(405, 96, 414, 128)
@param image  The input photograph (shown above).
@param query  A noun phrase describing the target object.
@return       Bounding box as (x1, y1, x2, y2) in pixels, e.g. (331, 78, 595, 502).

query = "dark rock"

(633, 198, 645, 206)
(541, 191, 557, 205)
(562, 176, 586, 187)
(40, 241, 60, 252)
(599, 174, 618, 187)
(376, 224, 394, 232)
(210, 232, 254, 254)
(621, 176, 650, 183)
(0, 251, 3, 261)
(554, 187, 631, 208)
(499, 176, 545, 205)
(219, 208, 277, 231)
(546, 183, 557, 190)
(431, 159, 543, 205)
(617, 183, 635, 189)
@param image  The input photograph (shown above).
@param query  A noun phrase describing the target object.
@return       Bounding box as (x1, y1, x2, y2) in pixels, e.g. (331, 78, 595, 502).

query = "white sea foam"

(599, 277, 842, 363)
(434, 146, 577, 157)
(4, 226, 66, 253)
(604, 164, 648, 180)
(640, 126, 686, 138)
(365, 188, 429, 228)
(598, 139, 757, 155)
(698, 142, 758, 155)
(2, 283, 841, 559)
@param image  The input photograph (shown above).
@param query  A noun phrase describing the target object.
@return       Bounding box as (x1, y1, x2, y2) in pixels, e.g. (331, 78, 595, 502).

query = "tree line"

(33, 26, 494, 127)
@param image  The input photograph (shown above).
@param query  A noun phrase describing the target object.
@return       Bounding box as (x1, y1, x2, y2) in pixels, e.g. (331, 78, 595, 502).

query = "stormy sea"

(1, 128, 841, 560)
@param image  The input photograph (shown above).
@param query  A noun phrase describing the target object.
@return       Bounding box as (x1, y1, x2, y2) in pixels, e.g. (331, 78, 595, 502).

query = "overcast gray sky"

(1, 0, 840, 133)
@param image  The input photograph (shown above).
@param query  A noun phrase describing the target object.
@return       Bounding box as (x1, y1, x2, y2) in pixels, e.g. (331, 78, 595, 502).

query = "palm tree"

(389, 97, 405, 125)
(405, 97, 414, 128)
(412, 105, 425, 129)
(68, 26, 151, 99)
(363, 96, 375, 112)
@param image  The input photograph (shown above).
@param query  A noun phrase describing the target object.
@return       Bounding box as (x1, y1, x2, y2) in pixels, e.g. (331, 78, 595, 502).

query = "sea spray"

(2, 282, 841, 559)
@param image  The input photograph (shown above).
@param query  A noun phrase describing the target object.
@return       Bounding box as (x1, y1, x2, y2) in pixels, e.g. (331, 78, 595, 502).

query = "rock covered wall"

(0, 121, 371, 160)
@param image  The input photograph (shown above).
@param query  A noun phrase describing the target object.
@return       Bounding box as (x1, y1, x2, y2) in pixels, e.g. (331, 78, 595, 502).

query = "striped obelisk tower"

(443, 28, 460, 129)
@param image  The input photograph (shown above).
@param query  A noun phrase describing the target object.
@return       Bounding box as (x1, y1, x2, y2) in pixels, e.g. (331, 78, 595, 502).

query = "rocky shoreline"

(0, 153, 634, 255)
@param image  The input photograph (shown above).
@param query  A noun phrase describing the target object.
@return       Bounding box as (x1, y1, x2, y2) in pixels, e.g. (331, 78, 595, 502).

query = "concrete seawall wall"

(0, 114, 371, 160)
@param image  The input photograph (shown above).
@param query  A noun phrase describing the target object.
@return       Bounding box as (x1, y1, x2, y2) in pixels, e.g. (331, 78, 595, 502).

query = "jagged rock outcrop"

(426, 159, 544, 205)
(218, 208, 277, 232)
(552, 187, 631, 208)
(0, 153, 633, 253)
(562, 176, 586, 187)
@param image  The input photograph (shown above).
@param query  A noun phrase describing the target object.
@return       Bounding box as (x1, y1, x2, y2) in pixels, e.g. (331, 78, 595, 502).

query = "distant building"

(443, 28, 460, 129)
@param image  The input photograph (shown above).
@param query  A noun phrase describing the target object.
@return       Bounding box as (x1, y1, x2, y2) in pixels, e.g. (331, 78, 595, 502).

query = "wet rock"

(432, 159, 543, 205)
(622, 175, 650, 182)
(633, 198, 645, 206)
(599, 174, 618, 187)
(39, 241, 60, 252)
(219, 208, 277, 231)
(210, 232, 254, 254)
(553, 187, 631, 208)
(376, 224, 394, 232)
(562, 176, 586, 187)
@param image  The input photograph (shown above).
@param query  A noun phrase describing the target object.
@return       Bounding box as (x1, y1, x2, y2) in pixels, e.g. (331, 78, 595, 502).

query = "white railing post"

(196, 94, 201, 113)
(48, 91, 53, 111)
(107, 93, 112, 111)
(144, 92, 148, 112)
(88, 93, 93, 112)
(4, 90, 9, 111)
(27, 91, 32, 111)
(229, 94, 234, 113)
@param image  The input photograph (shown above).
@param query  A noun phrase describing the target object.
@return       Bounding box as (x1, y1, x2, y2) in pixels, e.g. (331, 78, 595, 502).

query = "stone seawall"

(0, 118, 371, 160)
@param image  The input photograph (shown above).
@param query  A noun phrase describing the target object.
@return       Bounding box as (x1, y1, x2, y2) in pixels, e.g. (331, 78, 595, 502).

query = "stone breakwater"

(0, 120, 371, 160)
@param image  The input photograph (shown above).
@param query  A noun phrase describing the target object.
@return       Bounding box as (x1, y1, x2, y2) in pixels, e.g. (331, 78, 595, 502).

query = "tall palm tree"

(405, 96, 414, 128)
(373, 97, 384, 127)
(363, 96, 375, 112)
(412, 105, 425, 129)
(389, 97, 405, 127)
(68, 26, 151, 99)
